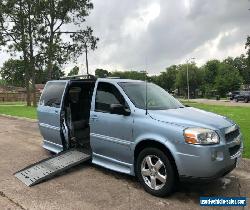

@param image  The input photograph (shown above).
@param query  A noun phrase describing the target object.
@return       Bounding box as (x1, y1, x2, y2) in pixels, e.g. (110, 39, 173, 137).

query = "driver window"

(95, 82, 127, 113)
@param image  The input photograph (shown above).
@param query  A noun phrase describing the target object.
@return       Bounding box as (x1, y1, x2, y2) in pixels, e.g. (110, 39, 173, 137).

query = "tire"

(244, 98, 249, 103)
(135, 147, 176, 197)
(235, 98, 238, 102)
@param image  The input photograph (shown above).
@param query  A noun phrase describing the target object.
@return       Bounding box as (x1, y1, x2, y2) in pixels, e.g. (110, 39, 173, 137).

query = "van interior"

(62, 80, 96, 152)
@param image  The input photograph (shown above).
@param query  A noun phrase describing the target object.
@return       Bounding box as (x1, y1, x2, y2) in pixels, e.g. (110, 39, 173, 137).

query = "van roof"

(49, 78, 145, 83)
(97, 78, 144, 83)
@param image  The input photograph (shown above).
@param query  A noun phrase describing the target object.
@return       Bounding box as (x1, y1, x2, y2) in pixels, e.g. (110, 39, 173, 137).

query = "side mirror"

(110, 104, 130, 116)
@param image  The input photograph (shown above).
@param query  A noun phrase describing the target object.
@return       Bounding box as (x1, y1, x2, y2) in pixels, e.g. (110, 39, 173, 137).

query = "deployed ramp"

(14, 149, 91, 186)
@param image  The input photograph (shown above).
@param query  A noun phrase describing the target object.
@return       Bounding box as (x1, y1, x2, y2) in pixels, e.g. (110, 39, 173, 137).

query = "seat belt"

(62, 114, 69, 149)
(66, 106, 74, 138)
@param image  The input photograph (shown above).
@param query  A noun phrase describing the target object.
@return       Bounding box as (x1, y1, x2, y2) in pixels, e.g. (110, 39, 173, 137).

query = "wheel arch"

(133, 139, 179, 178)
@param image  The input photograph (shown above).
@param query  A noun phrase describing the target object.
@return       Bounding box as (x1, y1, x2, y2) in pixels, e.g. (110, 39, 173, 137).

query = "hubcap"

(141, 155, 167, 190)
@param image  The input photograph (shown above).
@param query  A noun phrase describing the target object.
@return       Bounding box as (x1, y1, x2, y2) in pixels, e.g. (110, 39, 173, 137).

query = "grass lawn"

(0, 105, 37, 119)
(184, 102, 250, 158)
(0, 102, 249, 158)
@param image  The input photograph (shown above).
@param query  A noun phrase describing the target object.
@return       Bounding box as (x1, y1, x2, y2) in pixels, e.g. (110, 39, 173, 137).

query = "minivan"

(37, 76, 243, 197)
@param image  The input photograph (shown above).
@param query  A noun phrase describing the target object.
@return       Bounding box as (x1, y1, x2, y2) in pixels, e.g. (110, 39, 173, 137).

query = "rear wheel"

(244, 98, 249, 103)
(136, 147, 176, 197)
(235, 98, 238, 102)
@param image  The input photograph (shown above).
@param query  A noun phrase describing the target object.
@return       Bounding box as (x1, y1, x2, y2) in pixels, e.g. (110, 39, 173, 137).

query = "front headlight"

(184, 128, 220, 145)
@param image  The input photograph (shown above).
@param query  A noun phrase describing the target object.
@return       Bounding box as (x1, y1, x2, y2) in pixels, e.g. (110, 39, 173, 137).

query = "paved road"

(187, 99, 250, 107)
(0, 116, 249, 210)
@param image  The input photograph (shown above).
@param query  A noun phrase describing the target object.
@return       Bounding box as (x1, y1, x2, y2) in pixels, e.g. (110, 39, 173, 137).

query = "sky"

(0, 0, 249, 75)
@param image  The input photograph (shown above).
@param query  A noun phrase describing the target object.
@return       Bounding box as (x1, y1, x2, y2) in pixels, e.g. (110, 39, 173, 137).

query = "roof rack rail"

(60, 74, 96, 80)
(106, 77, 120, 79)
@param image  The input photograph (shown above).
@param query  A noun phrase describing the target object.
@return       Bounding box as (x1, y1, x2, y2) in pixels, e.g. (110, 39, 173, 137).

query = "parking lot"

(0, 116, 249, 210)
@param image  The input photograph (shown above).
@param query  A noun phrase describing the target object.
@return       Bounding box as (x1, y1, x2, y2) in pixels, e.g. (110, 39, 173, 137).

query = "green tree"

(214, 63, 243, 96)
(0, 79, 7, 86)
(0, 0, 43, 106)
(110, 70, 147, 80)
(245, 36, 250, 84)
(0, 59, 25, 87)
(40, 0, 94, 79)
(232, 55, 249, 84)
(44, 65, 64, 80)
(95, 69, 110, 78)
(152, 65, 177, 92)
(175, 63, 203, 98)
(0, 0, 97, 106)
(71, 27, 99, 74)
(68, 66, 79, 76)
(200, 59, 220, 96)
(203, 60, 220, 84)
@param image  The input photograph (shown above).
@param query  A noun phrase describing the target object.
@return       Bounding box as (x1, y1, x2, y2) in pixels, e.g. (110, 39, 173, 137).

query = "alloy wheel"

(141, 155, 167, 190)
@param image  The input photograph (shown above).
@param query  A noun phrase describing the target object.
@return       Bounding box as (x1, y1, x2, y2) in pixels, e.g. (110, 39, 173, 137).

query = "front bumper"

(179, 161, 236, 182)
(175, 133, 243, 180)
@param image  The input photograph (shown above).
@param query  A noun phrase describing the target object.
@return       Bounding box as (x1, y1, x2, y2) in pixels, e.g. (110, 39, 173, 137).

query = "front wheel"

(244, 98, 249, 103)
(136, 148, 176, 197)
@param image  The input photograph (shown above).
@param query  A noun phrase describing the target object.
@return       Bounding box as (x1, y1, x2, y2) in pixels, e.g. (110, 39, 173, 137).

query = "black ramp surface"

(14, 149, 91, 186)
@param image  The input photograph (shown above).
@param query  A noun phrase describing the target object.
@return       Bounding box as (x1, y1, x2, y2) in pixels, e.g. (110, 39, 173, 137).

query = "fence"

(0, 92, 27, 102)
(0, 92, 42, 102)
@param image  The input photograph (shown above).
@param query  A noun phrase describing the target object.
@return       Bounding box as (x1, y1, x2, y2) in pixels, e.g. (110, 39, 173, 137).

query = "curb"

(0, 114, 37, 122)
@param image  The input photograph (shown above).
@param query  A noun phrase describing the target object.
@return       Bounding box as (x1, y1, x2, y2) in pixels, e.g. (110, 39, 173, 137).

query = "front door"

(37, 81, 68, 153)
(90, 82, 133, 164)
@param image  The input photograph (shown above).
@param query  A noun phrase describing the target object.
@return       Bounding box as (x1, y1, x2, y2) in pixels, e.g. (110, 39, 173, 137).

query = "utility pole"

(85, 45, 89, 75)
(186, 57, 195, 101)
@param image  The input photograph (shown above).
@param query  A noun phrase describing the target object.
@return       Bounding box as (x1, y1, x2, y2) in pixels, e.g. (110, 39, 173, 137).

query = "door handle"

(55, 110, 58, 114)
(91, 115, 98, 120)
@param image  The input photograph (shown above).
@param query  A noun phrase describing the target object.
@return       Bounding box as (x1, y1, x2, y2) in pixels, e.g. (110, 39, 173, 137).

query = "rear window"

(40, 82, 66, 108)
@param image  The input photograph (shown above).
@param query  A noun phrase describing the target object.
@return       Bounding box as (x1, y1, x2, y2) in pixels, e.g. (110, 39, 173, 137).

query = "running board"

(14, 149, 91, 187)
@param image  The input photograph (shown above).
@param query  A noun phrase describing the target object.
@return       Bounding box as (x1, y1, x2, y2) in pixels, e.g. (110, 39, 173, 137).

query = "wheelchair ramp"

(14, 149, 91, 186)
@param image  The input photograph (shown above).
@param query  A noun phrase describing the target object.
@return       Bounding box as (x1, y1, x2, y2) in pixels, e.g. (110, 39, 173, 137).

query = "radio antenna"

(144, 57, 148, 115)
(145, 72, 148, 115)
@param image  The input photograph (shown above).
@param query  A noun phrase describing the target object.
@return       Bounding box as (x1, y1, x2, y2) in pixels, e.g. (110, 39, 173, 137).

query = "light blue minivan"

(37, 77, 243, 197)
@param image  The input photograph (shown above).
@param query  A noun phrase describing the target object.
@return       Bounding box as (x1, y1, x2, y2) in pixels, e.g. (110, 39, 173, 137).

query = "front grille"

(229, 145, 241, 157)
(225, 128, 240, 142)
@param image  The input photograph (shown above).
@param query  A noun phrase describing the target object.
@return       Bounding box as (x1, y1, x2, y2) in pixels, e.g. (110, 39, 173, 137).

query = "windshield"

(119, 82, 184, 110)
